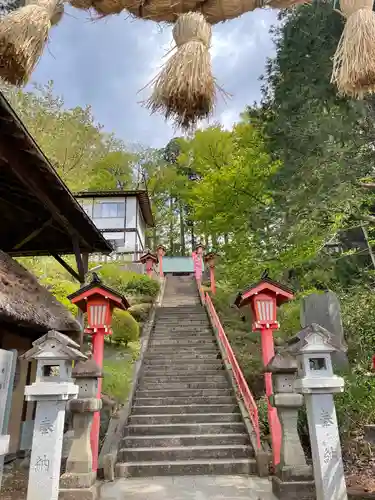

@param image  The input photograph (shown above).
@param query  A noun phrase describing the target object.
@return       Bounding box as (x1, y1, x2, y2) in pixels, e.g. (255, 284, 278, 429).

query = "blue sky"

(30, 5, 278, 149)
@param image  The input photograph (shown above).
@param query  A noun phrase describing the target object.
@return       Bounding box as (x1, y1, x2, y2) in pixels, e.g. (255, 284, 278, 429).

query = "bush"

(129, 303, 152, 322)
(98, 264, 160, 298)
(125, 274, 160, 298)
(111, 310, 140, 346)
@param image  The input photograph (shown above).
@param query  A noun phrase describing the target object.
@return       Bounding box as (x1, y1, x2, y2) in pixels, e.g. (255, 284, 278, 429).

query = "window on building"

(93, 202, 125, 218)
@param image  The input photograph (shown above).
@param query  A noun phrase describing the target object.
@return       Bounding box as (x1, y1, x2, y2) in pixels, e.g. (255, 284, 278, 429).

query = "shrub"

(98, 264, 160, 298)
(125, 274, 160, 298)
(111, 310, 140, 346)
(129, 303, 152, 322)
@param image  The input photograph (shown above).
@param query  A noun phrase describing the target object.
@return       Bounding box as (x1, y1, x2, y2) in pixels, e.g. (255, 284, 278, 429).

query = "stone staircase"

(116, 275, 256, 477)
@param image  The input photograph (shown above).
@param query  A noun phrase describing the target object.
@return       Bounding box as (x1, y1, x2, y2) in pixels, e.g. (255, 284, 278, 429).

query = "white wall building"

(75, 190, 154, 260)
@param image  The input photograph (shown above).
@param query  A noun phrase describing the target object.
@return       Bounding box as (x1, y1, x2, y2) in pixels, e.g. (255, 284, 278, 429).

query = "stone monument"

(59, 357, 102, 500)
(285, 323, 348, 500)
(266, 351, 314, 500)
(21, 330, 86, 500)
(300, 292, 348, 368)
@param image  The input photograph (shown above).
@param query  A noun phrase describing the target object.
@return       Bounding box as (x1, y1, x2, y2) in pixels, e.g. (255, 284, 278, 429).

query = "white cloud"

(27, 5, 279, 148)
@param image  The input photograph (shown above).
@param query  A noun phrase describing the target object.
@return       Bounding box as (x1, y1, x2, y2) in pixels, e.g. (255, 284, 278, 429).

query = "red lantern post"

(140, 251, 158, 278)
(235, 277, 294, 468)
(68, 273, 129, 472)
(156, 245, 166, 277)
(204, 251, 217, 295)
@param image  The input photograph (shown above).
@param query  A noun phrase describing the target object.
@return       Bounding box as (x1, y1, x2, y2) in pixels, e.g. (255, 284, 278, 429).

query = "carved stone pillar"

(59, 358, 102, 500)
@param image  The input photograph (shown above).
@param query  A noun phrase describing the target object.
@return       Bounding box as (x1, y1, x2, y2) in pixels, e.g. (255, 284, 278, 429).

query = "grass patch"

(102, 341, 140, 403)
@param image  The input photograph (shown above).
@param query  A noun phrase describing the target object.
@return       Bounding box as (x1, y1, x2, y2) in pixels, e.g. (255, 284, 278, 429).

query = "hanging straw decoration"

(331, 0, 375, 98)
(0, 0, 61, 85)
(0, 0, 26, 18)
(147, 12, 214, 130)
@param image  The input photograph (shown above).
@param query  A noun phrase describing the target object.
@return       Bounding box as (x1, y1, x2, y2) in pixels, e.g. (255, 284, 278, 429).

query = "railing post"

(156, 245, 166, 278)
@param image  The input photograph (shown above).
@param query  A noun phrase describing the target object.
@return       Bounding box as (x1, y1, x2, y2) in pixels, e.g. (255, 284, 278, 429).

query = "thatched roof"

(0, 250, 81, 334)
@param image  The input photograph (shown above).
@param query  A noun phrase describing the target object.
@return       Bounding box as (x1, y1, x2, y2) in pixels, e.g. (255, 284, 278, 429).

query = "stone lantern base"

(272, 465, 315, 500)
(59, 485, 97, 500)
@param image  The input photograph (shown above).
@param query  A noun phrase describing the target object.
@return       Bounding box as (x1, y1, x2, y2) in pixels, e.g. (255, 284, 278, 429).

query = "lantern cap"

(20, 329, 86, 362)
(284, 323, 342, 356)
(72, 357, 103, 379)
(139, 250, 158, 264)
(68, 273, 130, 311)
(156, 244, 166, 252)
(234, 277, 294, 309)
(265, 350, 298, 374)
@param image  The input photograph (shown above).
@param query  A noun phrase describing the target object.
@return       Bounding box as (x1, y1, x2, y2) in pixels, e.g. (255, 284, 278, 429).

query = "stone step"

(139, 375, 228, 384)
(150, 336, 215, 343)
(128, 413, 242, 425)
(134, 395, 236, 406)
(125, 422, 246, 436)
(153, 326, 211, 333)
(141, 368, 225, 376)
(146, 347, 218, 354)
(136, 388, 233, 398)
(161, 302, 200, 306)
(131, 404, 238, 415)
(142, 359, 223, 367)
(137, 381, 229, 391)
(156, 319, 207, 324)
(121, 433, 250, 449)
(116, 458, 256, 477)
(156, 311, 206, 316)
(144, 353, 220, 361)
(149, 339, 216, 346)
(147, 343, 218, 349)
(118, 444, 252, 462)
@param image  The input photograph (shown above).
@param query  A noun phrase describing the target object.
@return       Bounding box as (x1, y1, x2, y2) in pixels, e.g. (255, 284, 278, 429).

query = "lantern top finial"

(91, 271, 102, 285)
(234, 277, 294, 309)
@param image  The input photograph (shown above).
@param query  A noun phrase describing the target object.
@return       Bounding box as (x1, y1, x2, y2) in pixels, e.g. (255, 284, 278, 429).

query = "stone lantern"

(285, 323, 348, 500)
(59, 357, 103, 500)
(20, 330, 86, 500)
(139, 250, 158, 278)
(266, 351, 314, 499)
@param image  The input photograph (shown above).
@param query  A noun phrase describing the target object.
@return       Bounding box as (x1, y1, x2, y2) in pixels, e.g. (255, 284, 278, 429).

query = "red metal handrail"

(204, 292, 261, 450)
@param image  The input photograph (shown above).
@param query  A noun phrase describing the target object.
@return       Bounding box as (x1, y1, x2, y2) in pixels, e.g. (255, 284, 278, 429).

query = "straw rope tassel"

(331, 0, 375, 98)
(0, 0, 61, 86)
(147, 12, 215, 130)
